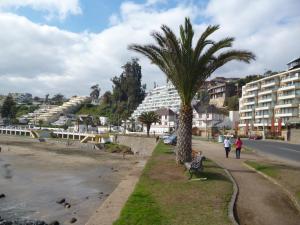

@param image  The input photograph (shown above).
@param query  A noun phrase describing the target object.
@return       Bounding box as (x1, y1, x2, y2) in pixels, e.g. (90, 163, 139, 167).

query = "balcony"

(278, 85, 295, 92)
(278, 93, 296, 100)
(261, 81, 277, 88)
(254, 122, 269, 127)
(240, 108, 253, 113)
(257, 98, 273, 103)
(246, 86, 259, 91)
(274, 102, 298, 109)
(275, 112, 298, 117)
(258, 90, 273, 96)
(243, 93, 256, 99)
(240, 115, 253, 120)
(243, 101, 256, 106)
(281, 73, 299, 83)
(255, 114, 270, 119)
(255, 106, 270, 111)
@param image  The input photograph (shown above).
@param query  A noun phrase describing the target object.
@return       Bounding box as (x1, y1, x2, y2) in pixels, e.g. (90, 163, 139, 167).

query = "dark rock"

(64, 203, 71, 208)
(49, 221, 60, 225)
(70, 218, 77, 223)
(56, 198, 65, 204)
(0, 193, 5, 198)
(99, 192, 103, 195)
(105, 194, 109, 197)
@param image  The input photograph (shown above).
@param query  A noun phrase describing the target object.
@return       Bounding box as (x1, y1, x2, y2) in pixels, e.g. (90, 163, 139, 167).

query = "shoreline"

(0, 135, 136, 224)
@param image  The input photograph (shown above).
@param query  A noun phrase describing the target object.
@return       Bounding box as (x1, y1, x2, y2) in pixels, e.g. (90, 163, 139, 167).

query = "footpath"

(193, 140, 300, 225)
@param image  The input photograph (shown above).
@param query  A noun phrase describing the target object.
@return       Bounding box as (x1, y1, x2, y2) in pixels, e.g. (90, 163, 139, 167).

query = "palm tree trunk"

(146, 124, 151, 137)
(176, 104, 192, 163)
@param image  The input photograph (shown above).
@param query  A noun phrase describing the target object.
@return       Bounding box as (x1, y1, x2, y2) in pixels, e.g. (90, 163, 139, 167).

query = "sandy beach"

(0, 135, 136, 224)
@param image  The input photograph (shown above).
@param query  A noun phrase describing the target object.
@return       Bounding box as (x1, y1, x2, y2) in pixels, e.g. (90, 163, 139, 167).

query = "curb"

(243, 162, 300, 213)
(224, 168, 240, 225)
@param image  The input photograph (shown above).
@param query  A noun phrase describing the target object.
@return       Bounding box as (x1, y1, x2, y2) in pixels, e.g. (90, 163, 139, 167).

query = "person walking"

(224, 137, 231, 158)
(235, 137, 243, 159)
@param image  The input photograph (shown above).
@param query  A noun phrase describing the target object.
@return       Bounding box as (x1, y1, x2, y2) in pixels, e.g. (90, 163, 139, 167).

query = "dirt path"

(193, 140, 300, 225)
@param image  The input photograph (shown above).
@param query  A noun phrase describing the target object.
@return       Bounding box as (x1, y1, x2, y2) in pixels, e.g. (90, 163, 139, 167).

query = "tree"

(129, 18, 255, 163)
(138, 111, 160, 137)
(51, 94, 64, 105)
(111, 59, 146, 119)
(82, 116, 93, 132)
(196, 89, 210, 106)
(45, 94, 49, 104)
(38, 119, 43, 129)
(1, 95, 17, 120)
(90, 84, 101, 100)
(225, 96, 239, 111)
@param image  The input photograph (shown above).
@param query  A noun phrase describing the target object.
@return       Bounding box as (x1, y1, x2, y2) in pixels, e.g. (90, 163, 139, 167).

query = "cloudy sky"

(0, 0, 299, 97)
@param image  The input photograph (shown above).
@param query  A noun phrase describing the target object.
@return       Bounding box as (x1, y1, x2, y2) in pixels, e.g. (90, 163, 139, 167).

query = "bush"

(104, 143, 133, 154)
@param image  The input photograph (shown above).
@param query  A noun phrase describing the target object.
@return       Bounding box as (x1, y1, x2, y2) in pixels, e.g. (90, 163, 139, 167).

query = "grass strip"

(245, 160, 279, 178)
(114, 142, 233, 225)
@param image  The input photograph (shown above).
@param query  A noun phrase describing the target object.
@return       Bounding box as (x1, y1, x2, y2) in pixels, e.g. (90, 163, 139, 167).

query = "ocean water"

(0, 152, 118, 224)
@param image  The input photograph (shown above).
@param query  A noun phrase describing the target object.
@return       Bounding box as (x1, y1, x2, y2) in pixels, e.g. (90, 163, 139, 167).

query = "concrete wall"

(288, 128, 300, 144)
(117, 135, 157, 156)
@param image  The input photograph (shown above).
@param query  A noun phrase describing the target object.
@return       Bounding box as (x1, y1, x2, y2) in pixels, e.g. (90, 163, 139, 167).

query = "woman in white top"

(224, 137, 231, 158)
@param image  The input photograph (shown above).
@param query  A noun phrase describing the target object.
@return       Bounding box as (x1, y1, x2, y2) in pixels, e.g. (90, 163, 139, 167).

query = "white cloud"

(0, 0, 300, 97)
(0, 0, 81, 20)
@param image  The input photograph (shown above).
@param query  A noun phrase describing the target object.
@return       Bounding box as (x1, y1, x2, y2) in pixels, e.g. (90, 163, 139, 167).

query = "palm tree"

(138, 111, 160, 137)
(129, 18, 255, 163)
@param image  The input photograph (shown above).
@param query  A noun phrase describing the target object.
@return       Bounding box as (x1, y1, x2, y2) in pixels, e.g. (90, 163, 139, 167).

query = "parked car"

(164, 135, 177, 145)
(249, 135, 262, 140)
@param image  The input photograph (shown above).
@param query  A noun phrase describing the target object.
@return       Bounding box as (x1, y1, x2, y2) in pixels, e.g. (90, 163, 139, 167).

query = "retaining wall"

(117, 135, 157, 156)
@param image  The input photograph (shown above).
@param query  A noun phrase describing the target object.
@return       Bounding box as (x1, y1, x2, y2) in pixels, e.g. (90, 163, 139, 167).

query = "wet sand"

(0, 135, 135, 224)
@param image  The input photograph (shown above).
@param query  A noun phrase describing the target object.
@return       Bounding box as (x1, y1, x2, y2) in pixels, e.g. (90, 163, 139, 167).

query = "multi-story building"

(144, 108, 178, 134)
(207, 77, 238, 108)
(239, 59, 300, 133)
(131, 82, 181, 118)
(19, 96, 90, 124)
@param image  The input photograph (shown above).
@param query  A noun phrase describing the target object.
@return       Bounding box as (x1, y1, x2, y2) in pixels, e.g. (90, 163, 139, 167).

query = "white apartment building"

(193, 104, 237, 129)
(131, 82, 181, 118)
(239, 66, 300, 132)
(20, 96, 90, 124)
(144, 108, 178, 134)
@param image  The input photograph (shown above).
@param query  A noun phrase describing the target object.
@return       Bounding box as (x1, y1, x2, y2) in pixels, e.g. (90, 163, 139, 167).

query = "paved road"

(242, 139, 300, 163)
(193, 140, 300, 225)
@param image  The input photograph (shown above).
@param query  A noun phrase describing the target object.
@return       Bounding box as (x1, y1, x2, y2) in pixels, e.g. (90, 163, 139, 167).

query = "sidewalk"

(193, 140, 300, 225)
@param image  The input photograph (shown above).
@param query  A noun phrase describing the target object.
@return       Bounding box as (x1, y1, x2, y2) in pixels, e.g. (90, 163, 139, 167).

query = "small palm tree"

(38, 119, 43, 129)
(129, 18, 255, 163)
(138, 111, 160, 137)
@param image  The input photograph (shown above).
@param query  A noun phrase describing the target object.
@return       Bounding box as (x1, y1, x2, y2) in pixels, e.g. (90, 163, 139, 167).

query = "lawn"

(245, 160, 279, 178)
(113, 142, 233, 225)
(245, 160, 300, 204)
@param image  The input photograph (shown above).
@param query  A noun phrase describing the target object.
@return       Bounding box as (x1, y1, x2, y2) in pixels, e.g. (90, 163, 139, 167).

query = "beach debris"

(69, 217, 77, 223)
(56, 198, 66, 204)
(64, 203, 71, 208)
(49, 221, 60, 225)
(0, 193, 5, 198)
